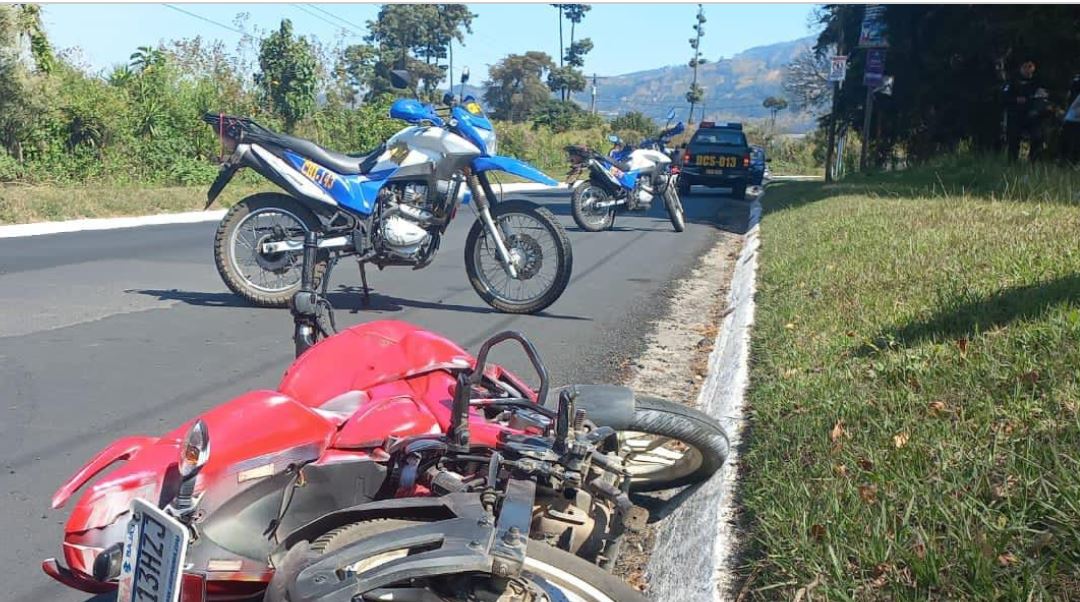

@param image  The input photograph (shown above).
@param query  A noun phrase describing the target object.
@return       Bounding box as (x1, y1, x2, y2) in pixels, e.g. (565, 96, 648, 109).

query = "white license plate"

(706, 168, 725, 175)
(117, 498, 189, 602)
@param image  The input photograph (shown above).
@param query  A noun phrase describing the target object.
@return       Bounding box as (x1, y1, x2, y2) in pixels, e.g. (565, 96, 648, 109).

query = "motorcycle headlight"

(178, 419, 210, 479)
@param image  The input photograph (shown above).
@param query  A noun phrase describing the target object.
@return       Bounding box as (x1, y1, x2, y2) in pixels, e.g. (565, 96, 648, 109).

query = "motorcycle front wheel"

(615, 396, 729, 492)
(664, 184, 686, 233)
(214, 193, 327, 307)
(465, 200, 573, 314)
(570, 181, 616, 232)
(264, 518, 647, 602)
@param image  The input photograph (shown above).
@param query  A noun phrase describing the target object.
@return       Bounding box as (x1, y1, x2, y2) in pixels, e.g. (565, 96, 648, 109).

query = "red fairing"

(280, 320, 475, 407)
(50, 390, 338, 586)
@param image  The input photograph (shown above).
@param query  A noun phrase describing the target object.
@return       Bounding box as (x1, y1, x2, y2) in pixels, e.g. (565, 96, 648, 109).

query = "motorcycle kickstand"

(357, 260, 371, 306)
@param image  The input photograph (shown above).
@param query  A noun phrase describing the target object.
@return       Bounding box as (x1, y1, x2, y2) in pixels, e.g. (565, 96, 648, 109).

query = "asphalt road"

(0, 186, 749, 601)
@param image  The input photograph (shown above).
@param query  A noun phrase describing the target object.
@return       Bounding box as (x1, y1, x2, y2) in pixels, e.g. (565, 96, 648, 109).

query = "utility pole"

(859, 87, 874, 170)
(590, 73, 597, 114)
(824, 26, 844, 182)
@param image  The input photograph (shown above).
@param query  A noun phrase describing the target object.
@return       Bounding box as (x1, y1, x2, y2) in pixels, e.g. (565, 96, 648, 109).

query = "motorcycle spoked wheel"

(264, 519, 648, 602)
(570, 182, 616, 232)
(664, 185, 686, 233)
(215, 193, 328, 307)
(465, 200, 573, 315)
(613, 397, 729, 492)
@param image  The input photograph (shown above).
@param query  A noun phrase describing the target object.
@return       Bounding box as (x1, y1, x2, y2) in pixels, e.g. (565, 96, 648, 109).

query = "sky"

(40, 3, 820, 83)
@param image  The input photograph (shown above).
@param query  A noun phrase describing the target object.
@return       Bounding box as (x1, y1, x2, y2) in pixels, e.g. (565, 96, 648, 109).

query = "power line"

(291, 4, 359, 36)
(163, 4, 248, 37)
(304, 4, 368, 34)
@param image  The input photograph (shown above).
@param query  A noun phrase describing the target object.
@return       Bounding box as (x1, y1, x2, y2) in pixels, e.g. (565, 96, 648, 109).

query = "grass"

(0, 182, 274, 225)
(739, 155, 1080, 600)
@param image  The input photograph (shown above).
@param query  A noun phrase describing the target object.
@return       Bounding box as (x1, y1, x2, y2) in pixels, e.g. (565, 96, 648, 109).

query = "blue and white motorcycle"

(202, 71, 571, 315)
(565, 112, 686, 233)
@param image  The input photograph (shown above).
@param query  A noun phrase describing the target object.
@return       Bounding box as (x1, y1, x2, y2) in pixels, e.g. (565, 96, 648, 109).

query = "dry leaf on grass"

(997, 553, 1019, 567)
(857, 457, 875, 471)
(858, 483, 878, 504)
(830, 420, 846, 442)
(893, 431, 910, 448)
(928, 400, 947, 416)
(809, 524, 827, 541)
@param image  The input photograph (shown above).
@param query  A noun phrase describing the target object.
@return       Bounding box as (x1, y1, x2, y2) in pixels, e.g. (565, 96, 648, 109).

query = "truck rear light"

(743, 154, 750, 168)
(683, 151, 692, 164)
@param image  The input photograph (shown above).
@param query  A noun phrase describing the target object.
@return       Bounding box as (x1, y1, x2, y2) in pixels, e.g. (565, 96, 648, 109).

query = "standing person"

(1062, 73, 1080, 164)
(1002, 60, 1043, 162)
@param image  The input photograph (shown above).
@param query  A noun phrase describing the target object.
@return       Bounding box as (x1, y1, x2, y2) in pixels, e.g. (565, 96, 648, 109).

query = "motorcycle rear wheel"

(265, 518, 647, 602)
(214, 193, 327, 307)
(570, 182, 616, 232)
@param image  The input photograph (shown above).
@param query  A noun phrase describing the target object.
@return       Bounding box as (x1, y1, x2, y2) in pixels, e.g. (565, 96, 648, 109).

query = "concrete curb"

(646, 193, 763, 601)
(0, 182, 561, 239)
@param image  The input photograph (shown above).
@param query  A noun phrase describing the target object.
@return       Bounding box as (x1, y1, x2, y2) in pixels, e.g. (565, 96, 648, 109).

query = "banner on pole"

(829, 55, 848, 82)
(863, 49, 886, 87)
(858, 5, 888, 48)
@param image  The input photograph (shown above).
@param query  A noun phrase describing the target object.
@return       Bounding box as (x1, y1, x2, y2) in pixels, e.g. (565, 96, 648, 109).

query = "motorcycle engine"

(378, 182, 440, 259)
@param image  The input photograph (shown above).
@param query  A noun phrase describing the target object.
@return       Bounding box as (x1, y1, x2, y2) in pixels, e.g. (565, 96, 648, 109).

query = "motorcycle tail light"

(180, 573, 207, 602)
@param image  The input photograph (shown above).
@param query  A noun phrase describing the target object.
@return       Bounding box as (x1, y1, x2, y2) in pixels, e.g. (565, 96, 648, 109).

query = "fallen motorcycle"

(44, 239, 728, 601)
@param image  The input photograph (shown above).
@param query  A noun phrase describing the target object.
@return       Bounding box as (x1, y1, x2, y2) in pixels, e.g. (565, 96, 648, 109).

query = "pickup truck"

(677, 122, 751, 200)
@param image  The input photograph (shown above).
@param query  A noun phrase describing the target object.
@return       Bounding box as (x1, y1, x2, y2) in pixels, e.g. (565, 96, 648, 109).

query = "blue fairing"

(452, 105, 494, 155)
(283, 150, 394, 214)
(472, 156, 559, 187)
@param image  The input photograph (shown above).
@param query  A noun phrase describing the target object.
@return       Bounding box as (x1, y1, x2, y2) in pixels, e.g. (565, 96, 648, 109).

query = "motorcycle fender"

(51, 435, 159, 509)
(472, 156, 559, 187)
(555, 384, 637, 430)
(204, 144, 251, 209)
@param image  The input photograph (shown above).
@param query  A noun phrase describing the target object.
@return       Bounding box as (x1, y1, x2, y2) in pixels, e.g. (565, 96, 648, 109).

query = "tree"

(530, 98, 599, 132)
(687, 4, 706, 123)
(762, 96, 788, 126)
(254, 19, 318, 132)
(0, 4, 53, 161)
(363, 4, 474, 98)
(816, 4, 1080, 164)
(549, 4, 591, 101)
(610, 110, 657, 138)
(129, 46, 165, 74)
(484, 51, 556, 122)
(782, 46, 832, 111)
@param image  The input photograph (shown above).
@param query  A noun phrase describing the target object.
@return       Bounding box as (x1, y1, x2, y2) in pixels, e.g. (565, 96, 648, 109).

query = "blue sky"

(41, 3, 820, 82)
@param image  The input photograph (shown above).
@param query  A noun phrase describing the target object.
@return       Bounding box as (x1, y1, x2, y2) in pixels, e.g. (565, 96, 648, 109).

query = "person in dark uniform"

(1062, 73, 1080, 164)
(1002, 60, 1045, 162)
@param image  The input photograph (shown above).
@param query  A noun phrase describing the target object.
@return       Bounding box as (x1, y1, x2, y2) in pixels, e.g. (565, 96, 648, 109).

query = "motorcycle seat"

(242, 122, 384, 176)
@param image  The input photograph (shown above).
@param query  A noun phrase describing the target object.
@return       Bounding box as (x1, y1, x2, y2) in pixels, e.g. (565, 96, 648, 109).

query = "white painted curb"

(0, 183, 562, 239)
(646, 194, 763, 601)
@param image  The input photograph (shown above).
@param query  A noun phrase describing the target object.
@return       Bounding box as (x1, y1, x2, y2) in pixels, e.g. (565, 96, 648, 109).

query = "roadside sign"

(858, 4, 888, 48)
(829, 56, 848, 82)
(863, 49, 886, 87)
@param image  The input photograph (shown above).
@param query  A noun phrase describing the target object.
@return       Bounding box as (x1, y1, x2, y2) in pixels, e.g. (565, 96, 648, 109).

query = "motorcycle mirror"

(442, 92, 456, 106)
(460, 66, 470, 84)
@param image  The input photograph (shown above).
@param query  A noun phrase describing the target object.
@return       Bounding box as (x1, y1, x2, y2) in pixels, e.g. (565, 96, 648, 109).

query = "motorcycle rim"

(664, 186, 686, 232)
(571, 183, 615, 231)
(228, 206, 309, 294)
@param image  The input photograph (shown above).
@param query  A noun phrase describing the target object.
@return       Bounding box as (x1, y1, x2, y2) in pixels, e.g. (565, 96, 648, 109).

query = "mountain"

(572, 36, 819, 132)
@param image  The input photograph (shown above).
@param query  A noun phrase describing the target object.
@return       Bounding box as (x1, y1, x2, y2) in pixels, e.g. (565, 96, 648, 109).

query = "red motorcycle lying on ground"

(44, 234, 729, 602)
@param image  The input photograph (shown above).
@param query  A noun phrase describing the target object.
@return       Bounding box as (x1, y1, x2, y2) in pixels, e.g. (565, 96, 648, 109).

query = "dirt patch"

(611, 226, 743, 592)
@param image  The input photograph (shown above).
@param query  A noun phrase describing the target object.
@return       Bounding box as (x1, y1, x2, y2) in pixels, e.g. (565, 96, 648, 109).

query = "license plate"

(695, 155, 739, 168)
(117, 498, 189, 602)
(706, 168, 725, 175)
